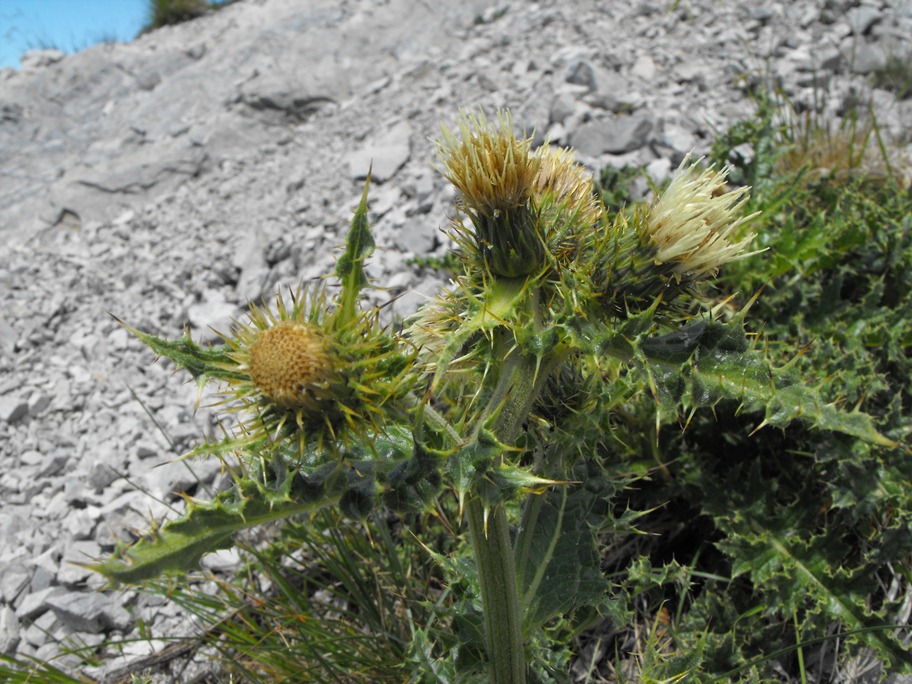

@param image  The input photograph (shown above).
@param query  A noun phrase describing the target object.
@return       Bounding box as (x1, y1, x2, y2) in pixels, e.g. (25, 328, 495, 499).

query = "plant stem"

(467, 497, 526, 684)
(466, 342, 559, 683)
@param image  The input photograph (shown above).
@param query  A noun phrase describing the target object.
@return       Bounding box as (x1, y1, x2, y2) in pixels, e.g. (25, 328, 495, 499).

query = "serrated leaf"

(335, 176, 375, 323)
(629, 316, 897, 447)
(90, 468, 348, 585)
(720, 516, 912, 671)
(92, 427, 424, 585)
(117, 318, 244, 387)
(515, 478, 609, 630)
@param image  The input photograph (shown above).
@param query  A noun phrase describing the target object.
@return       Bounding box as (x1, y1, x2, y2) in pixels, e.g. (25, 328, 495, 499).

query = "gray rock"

(645, 157, 673, 185)
(233, 232, 270, 303)
(850, 42, 889, 74)
(37, 451, 70, 479)
(17, 449, 41, 466)
(63, 507, 102, 542)
(19, 49, 66, 70)
(87, 460, 121, 493)
(141, 455, 221, 501)
(15, 586, 68, 621)
(654, 122, 699, 160)
(748, 6, 773, 23)
(29, 565, 57, 594)
(569, 112, 654, 155)
(567, 61, 639, 111)
(238, 69, 336, 122)
(0, 562, 32, 604)
(21, 610, 58, 649)
(393, 215, 438, 254)
(630, 53, 657, 81)
(0, 317, 18, 355)
(346, 120, 412, 182)
(46, 591, 132, 634)
(57, 541, 104, 588)
(847, 6, 882, 35)
(30, 546, 61, 583)
(27, 391, 52, 416)
(187, 298, 239, 340)
(0, 396, 28, 424)
(550, 90, 578, 124)
(200, 547, 242, 571)
(0, 606, 19, 655)
(566, 60, 599, 88)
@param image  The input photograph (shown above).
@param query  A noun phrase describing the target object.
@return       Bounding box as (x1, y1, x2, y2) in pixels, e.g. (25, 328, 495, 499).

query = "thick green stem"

(467, 498, 526, 684)
(466, 343, 560, 683)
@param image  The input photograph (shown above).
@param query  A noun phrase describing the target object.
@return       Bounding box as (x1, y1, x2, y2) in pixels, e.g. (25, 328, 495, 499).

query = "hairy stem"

(467, 338, 559, 683)
(468, 497, 526, 684)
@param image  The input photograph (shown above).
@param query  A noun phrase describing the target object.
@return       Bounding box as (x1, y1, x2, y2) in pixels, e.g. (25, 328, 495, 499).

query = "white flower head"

(647, 155, 762, 280)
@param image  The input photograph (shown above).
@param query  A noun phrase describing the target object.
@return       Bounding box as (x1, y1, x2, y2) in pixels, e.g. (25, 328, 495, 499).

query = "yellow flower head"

(246, 321, 335, 411)
(436, 109, 545, 278)
(436, 109, 541, 216)
(532, 144, 604, 234)
(647, 156, 761, 280)
(217, 286, 416, 460)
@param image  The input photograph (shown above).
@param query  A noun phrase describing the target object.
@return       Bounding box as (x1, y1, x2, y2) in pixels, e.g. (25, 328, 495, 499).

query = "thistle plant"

(92, 109, 903, 682)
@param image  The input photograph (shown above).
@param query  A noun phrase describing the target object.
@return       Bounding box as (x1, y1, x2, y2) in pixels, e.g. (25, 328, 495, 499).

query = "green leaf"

(515, 469, 609, 630)
(719, 512, 912, 671)
(335, 176, 375, 324)
(92, 427, 428, 585)
(90, 466, 349, 585)
(116, 317, 244, 390)
(597, 312, 898, 448)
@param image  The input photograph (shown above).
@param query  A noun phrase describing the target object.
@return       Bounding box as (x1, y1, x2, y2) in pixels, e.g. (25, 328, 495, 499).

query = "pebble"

(0, 605, 20, 654)
(0, 0, 910, 679)
(0, 396, 28, 424)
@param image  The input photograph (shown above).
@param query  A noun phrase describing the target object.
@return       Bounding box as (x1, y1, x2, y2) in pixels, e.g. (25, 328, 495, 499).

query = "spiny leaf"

(596, 313, 897, 448)
(335, 175, 375, 324)
(91, 427, 427, 585)
(90, 467, 349, 585)
(721, 515, 912, 671)
(515, 480, 608, 630)
(115, 316, 244, 386)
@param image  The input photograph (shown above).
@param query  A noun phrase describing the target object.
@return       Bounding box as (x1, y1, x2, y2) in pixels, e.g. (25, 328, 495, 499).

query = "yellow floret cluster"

(247, 321, 334, 410)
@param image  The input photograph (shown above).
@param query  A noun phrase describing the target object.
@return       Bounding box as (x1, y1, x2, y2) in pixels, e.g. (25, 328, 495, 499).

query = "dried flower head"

(647, 156, 761, 280)
(246, 321, 335, 411)
(436, 110, 541, 215)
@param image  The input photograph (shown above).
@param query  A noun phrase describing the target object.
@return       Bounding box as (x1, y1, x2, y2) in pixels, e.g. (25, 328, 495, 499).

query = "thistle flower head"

(217, 286, 416, 460)
(646, 156, 761, 280)
(436, 109, 541, 215)
(246, 321, 335, 412)
(532, 144, 603, 231)
(436, 109, 545, 278)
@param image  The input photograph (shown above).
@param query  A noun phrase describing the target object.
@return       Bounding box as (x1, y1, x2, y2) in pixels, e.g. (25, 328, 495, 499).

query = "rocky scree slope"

(0, 0, 911, 679)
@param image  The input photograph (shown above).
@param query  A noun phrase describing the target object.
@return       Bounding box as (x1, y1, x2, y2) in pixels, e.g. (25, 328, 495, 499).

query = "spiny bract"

(202, 285, 418, 462)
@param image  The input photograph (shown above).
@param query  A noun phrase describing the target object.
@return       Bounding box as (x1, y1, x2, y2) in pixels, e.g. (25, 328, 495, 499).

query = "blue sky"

(0, 0, 148, 70)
